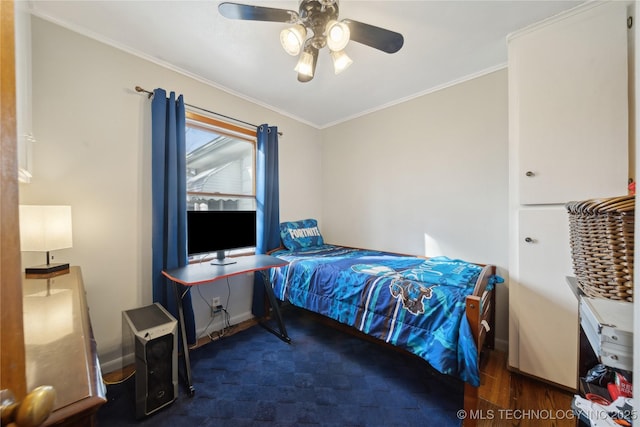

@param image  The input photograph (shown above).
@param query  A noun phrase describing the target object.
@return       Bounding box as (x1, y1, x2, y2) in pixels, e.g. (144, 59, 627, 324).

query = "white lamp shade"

(326, 20, 350, 52)
(19, 205, 73, 252)
(280, 25, 306, 56)
(331, 50, 353, 74)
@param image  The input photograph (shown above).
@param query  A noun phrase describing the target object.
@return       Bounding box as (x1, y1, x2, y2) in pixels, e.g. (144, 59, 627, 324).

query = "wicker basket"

(566, 195, 634, 302)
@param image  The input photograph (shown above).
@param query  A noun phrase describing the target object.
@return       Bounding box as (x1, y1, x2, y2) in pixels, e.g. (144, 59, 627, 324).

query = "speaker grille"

(144, 334, 175, 412)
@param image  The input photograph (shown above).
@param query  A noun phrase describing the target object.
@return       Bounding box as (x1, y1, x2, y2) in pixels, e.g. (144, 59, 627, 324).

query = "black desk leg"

(258, 270, 291, 344)
(173, 281, 195, 396)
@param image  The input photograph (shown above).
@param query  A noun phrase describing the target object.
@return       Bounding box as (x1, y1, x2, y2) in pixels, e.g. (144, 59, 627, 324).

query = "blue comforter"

(270, 245, 499, 386)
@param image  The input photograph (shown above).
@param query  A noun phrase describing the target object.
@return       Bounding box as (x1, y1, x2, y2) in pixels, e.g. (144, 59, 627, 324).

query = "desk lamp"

(19, 205, 73, 275)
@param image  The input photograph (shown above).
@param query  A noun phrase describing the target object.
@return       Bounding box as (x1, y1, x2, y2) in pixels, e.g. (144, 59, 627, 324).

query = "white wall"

(321, 70, 510, 349)
(21, 17, 323, 371)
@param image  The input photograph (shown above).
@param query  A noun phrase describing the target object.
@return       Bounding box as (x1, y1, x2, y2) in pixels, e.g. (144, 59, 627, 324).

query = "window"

(185, 111, 257, 211)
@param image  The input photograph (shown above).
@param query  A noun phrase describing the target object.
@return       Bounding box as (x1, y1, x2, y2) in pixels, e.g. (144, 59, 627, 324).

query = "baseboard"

(191, 311, 257, 349)
(493, 337, 508, 353)
(506, 364, 577, 393)
(101, 355, 125, 376)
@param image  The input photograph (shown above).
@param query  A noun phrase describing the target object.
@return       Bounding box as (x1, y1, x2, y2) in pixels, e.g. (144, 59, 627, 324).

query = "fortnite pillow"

(280, 219, 324, 250)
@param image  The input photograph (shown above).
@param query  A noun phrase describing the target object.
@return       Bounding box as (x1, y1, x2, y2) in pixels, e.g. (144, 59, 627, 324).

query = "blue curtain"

(252, 124, 281, 316)
(151, 88, 196, 346)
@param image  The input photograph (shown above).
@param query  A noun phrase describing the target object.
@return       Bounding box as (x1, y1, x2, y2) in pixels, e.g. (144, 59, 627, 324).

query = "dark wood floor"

(477, 350, 575, 427)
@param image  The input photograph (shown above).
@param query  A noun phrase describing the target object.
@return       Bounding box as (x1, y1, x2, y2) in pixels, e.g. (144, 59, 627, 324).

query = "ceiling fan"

(218, 0, 404, 82)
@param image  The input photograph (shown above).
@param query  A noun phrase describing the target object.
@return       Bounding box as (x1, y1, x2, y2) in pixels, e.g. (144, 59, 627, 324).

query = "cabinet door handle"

(524, 237, 534, 243)
(525, 171, 535, 177)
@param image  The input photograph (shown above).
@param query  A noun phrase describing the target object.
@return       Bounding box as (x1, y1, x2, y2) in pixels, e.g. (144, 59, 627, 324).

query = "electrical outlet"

(211, 296, 223, 316)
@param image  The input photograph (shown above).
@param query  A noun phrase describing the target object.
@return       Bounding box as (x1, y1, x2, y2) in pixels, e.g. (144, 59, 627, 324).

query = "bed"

(267, 219, 502, 426)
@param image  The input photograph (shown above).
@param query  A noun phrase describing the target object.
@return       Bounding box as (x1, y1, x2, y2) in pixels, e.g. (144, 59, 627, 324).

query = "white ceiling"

(26, 0, 584, 128)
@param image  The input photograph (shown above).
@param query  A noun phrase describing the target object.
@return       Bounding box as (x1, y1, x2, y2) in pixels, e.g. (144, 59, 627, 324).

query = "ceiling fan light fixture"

(325, 20, 350, 51)
(218, 0, 404, 81)
(280, 24, 306, 56)
(294, 51, 315, 77)
(331, 50, 353, 74)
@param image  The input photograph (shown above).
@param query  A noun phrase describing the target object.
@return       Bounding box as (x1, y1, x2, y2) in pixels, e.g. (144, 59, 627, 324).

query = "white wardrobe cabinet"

(514, 208, 576, 389)
(511, 1, 628, 206)
(508, 1, 629, 389)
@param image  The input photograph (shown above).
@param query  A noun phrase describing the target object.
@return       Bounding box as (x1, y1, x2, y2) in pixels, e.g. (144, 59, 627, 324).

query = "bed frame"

(463, 263, 496, 427)
(267, 247, 496, 427)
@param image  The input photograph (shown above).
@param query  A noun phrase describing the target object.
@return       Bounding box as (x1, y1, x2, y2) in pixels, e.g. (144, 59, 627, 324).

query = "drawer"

(579, 296, 633, 370)
(601, 341, 633, 371)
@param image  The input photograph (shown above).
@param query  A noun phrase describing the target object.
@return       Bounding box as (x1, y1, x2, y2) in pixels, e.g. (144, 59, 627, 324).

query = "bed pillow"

(280, 219, 324, 250)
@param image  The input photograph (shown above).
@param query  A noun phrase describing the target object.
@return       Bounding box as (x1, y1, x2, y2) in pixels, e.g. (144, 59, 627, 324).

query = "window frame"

(185, 111, 258, 261)
(185, 110, 257, 208)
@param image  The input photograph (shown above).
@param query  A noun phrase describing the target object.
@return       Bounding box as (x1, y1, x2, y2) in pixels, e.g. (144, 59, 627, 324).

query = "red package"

(609, 372, 633, 400)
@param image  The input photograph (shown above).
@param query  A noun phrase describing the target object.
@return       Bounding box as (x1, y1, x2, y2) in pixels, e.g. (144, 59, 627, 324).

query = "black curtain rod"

(134, 86, 282, 136)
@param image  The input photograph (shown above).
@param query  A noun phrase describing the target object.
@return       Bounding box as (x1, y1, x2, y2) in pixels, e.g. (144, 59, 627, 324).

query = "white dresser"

(507, 1, 630, 389)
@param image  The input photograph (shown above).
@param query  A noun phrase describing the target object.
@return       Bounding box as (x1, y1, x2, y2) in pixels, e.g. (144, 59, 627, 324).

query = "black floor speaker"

(122, 303, 178, 418)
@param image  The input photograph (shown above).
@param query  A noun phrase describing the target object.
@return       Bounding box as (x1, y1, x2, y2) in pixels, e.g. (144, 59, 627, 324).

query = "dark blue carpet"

(97, 307, 464, 426)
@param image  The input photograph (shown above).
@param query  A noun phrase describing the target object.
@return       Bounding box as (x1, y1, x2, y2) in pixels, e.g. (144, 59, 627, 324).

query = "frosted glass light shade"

(280, 25, 306, 56)
(326, 20, 350, 51)
(331, 50, 353, 74)
(20, 205, 73, 252)
(294, 51, 315, 77)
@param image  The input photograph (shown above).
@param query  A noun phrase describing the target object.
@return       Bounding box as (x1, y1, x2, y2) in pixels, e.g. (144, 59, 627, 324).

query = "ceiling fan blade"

(218, 2, 298, 23)
(343, 19, 404, 54)
(297, 47, 319, 83)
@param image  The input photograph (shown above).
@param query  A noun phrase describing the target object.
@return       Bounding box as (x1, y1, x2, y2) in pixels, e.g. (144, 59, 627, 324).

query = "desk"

(162, 255, 289, 395)
(23, 267, 106, 426)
